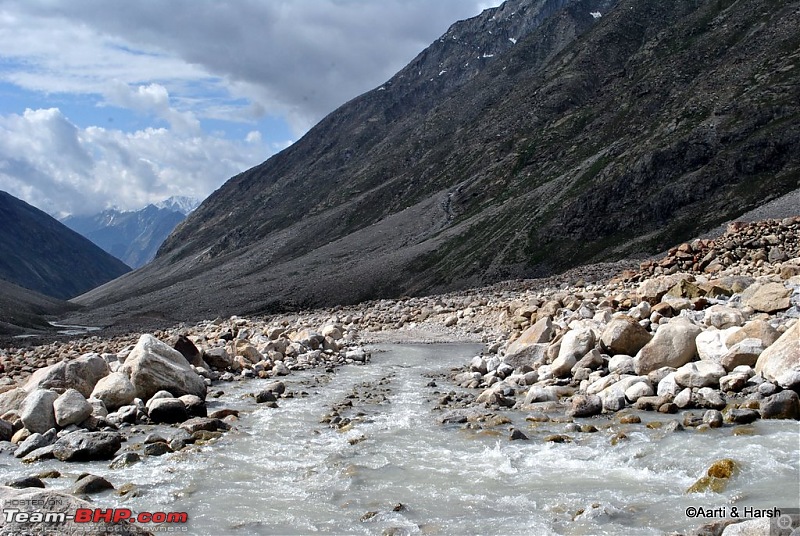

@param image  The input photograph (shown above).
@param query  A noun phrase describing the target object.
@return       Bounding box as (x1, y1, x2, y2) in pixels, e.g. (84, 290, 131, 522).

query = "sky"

(0, 0, 501, 217)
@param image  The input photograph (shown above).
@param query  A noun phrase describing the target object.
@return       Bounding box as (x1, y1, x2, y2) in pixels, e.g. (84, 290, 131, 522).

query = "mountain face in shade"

(69, 0, 799, 328)
(0, 191, 131, 300)
(61, 197, 199, 269)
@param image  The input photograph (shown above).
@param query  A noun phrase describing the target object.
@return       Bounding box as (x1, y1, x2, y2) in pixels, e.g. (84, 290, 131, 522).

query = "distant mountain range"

(0, 190, 131, 301)
(61, 196, 199, 269)
(61, 0, 800, 330)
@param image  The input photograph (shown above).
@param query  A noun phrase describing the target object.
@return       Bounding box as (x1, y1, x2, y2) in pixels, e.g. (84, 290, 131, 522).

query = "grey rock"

(759, 390, 800, 420)
(567, 394, 602, 418)
(634, 318, 702, 375)
(147, 398, 189, 424)
(52, 431, 122, 461)
(20, 389, 59, 434)
(121, 334, 206, 401)
(90, 372, 137, 411)
(72, 474, 114, 495)
(23, 353, 109, 398)
(53, 389, 93, 428)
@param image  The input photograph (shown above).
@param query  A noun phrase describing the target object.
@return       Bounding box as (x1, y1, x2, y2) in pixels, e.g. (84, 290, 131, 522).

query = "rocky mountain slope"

(61, 197, 199, 269)
(0, 279, 80, 336)
(70, 0, 799, 328)
(0, 191, 131, 300)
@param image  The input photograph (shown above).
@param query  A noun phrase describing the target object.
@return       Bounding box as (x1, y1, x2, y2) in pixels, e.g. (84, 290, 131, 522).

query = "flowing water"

(1, 343, 798, 535)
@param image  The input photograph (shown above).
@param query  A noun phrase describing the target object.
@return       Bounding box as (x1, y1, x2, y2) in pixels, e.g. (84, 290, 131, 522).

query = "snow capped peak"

(155, 196, 200, 215)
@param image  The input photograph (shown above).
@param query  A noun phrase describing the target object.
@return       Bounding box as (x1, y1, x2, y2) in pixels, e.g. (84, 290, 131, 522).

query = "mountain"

(0, 191, 131, 300)
(68, 0, 800, 328)
(0, 279, 80, 336)
(61, 197, 199, 269)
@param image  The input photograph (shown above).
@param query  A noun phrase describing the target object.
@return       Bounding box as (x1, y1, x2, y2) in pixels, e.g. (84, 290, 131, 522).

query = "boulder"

(600, 317, 652, 355)
(52, 431, 122, 461)
(507, 317, 553, 355)
(634, 318, 702, 375)
(179, 394, 207, 417)
(19, 389, 59, 434)
(203, 347, 234, 370)
(121, 334, 206, 401)
(759, 390, 800, 420)
(90, 372, 137, 411)
(552, 329, 595, 377)
(503, 343, 548, 371)
(23, 353, 109, 398)
(0, 387, 28, 414)
(72, 474, 114, 495)
(567, 394, 602, 417)
(719, 338, 765, 370)
(53, 389, 92, 427)
(14, 430, 56, 458)
(696, 328, 738, 362)
(754, 322, 800, 387)
(173, 334, 205, 368)
(674, 362, 726, 388)
(743, 282, 791, 313)
(147, 398, 189, 424)
(703, 305, 745, 329)
(725, 319, 780, 348)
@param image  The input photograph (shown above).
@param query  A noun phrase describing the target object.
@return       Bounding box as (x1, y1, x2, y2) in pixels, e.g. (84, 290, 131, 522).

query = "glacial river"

(1, 343, 798, 535)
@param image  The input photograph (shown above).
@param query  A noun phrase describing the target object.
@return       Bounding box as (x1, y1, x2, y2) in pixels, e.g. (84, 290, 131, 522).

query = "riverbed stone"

(503, 344, 548, 370)
(0, 387, 28, 414)
(696, 387, 727, 410)
(743, 282, 792, 313)
(147, 398, 189, 424)
(20, 389, 59, 434)
(703, 305, 745, 329)
(696, 328, 738, 362)
(179, 417, 230, 434)
(53, 389, 93, 428)
(674, 362, 726, 388)
(624, 381, 654, 402)
(121, 334, 207, 401)
(754, 321, 800, 388)
(23, 353, 109, 398)
(14, 430, 56, 458)
(634, 318, 702, 375)
(507, 317, 553, 355)
(203, 347, 234, 370)
(759, 390, 800, 420)
(719, 339, 765, 370)
(173, 334, 205, 368)
(600, 317, 652, 356)
(72, 474, 114, 495)
(90, 372, 137, 411)
(567, 394, 602, 417)
(52, 431, 122, 461)
(725, 319, 780, 348)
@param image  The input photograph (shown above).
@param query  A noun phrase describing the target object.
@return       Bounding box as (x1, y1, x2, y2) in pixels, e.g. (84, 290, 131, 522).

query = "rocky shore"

(0, 217, 798, 535)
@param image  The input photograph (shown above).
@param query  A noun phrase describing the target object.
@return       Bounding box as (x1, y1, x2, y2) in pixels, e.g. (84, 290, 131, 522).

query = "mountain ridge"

(67, 0, 800, 328)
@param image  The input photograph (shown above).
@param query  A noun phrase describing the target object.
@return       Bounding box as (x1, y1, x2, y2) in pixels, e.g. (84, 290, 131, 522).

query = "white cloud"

(0, 108, 270, 216)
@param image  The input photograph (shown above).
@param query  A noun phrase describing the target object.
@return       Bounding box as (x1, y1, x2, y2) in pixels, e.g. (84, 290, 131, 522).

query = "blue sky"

(0, 0, 500, 217)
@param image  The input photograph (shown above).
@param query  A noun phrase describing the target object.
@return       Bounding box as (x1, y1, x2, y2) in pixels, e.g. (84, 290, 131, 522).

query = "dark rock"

(109, 452, 141, 469)
(255, 390, 277, 403)
(143, 442, 172, 457)
(726, 408, 760, 424)
(173, 334, 205, 367)
(179, 417, 230, 434)
(567, 394, 602, 418)
(52, 432, 122, 461)
(6, 476, 45, 489)
(147, 398, 189, 424)
(72, 474, 114, 495)
(509, 428, 529, 441)
(760, 390, 800, 420)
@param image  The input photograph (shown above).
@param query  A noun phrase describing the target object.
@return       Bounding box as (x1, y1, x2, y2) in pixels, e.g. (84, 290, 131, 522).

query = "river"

(1, 343, 798, 535)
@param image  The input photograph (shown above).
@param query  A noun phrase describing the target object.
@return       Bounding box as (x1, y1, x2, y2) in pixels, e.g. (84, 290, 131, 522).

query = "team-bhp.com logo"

(4, 507, 188, 526)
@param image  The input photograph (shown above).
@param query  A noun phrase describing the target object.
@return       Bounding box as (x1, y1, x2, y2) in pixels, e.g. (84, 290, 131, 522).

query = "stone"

(725, 409, 759, 424)
(624, 381, 654, 403)
(567, 394, 602, 417)
(608, 355, 634, 374)
(72, 474, 114, 495)
(19, 389, 59, 434)
(634, 318, 702, 375)
(719, 339, 765, 370)
(656, 372, 681, 397)
(703, 409, 723, 428)
(509, 428, 529, 441)
(703, 305, 745, 329)
(0, 387, 28, 414)
(695, 387, 727, 410)
(147, 398, 189, 424)
(759, 390, 800, 420)
(695, 328, 738, 362)
(725, 320, 780, 348)
(173, 335, 205, 368)
(5, 476, 45, 489)
(754, 321, 799, 387)
(53, 389, 93, 428)
(143, 442, 172, 456)
(574, 348, 604, 370)
(687, 459, 738, 493)
(203, 347, 234, 370)
(600, 317, 652, 355)
(743, 282, 791, 313)
(503, 344, 548, 370)
(52, 431, 122, 461)
(179, 394, 207, 417)
(14, 431, 56, 459)
(255, 390, 277, 403)
(121, 334, 207, 401)
(719, 372, 749, 392)
(720, 519, 772, 536)
(23, 353, 109, 398)
(674, 388, 693, 409)
(0, 419, 12, 442)
(90, 372, 137, 411)
(674, 362, 726, 388)
(0, 487, 151, 535)
(506, 317, 553, 354)
(469, 356, 488, 374)
(179, 417, 230, 434)
(109, 452, 141, 469)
